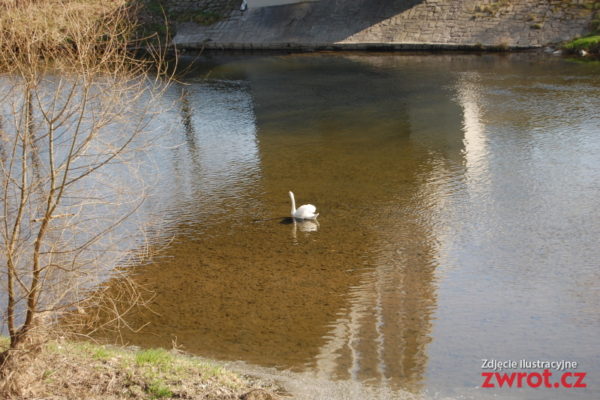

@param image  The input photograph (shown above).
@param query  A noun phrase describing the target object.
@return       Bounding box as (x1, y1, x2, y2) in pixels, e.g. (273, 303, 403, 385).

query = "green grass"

(135, 348, 173, 368)
(563, 34, 600, 53)
(92, 346, 113, 360)
(67, 341, 120, 360)
(146, 380, 173, 398)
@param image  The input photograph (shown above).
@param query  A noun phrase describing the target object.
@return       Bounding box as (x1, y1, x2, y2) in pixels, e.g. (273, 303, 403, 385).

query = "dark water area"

(95, 53, 600, 399)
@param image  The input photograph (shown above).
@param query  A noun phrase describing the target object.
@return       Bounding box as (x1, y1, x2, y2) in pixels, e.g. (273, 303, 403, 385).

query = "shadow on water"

(250, 216, 293, 224)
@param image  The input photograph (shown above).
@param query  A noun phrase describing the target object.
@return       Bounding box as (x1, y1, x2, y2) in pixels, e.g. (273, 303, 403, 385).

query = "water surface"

(97, 53, 600, 399)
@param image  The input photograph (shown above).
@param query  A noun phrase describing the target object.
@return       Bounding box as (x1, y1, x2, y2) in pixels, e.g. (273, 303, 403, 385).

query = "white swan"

(289, 191, 319, 220)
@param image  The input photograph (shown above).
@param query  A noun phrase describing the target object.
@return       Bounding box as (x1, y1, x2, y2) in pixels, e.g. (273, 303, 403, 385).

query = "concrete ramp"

(173, 0, 595, 50)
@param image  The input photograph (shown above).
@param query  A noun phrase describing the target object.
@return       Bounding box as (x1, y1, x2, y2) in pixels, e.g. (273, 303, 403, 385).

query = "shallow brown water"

(96, 53, 600, 399)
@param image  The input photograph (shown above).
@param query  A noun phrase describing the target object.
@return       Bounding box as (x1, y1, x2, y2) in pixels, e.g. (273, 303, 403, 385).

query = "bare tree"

(0, 0, 172, 383)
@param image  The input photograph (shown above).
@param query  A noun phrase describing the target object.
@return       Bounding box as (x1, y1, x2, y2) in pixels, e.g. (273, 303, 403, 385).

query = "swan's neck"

(289, 191, 296, 215)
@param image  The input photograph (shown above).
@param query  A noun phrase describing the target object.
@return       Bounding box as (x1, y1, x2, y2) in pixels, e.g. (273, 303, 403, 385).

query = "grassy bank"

(563, 34, 600, 54)
(0, 337, 280, 399)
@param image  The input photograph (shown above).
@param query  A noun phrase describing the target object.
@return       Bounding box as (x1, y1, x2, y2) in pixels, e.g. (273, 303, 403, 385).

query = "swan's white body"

(289, 191, 319, 220)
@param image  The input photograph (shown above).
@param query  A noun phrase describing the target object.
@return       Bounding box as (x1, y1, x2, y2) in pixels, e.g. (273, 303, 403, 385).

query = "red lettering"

(561, 372, 573, 388)
(482, 369, 587, 390)
(495, 372, 516, 388)
(527, 372, 542, 388)
(482, 372, 495, 388)
(517, 372, 527, 388)
(543, 369, 552, 388)
(573, 372, 587, 388)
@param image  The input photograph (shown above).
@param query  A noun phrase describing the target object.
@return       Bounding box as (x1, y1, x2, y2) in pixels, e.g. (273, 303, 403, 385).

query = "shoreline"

(0, 337, 283, 399)
(171, 41, 541, 52)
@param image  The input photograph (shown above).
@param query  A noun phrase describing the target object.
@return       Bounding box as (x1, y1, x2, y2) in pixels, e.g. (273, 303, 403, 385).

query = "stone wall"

(171, 0, 599, 50)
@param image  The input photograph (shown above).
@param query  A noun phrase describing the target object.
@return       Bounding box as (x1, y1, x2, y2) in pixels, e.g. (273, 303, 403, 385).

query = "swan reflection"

(292, 219, 319, 240)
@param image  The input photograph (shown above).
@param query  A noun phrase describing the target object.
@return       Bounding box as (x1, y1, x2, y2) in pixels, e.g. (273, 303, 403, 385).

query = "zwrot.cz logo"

(481, 359, 587, 389)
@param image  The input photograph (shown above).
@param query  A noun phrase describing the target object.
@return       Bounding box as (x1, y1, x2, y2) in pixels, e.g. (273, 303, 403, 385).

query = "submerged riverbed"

(96, 53, 600, 399)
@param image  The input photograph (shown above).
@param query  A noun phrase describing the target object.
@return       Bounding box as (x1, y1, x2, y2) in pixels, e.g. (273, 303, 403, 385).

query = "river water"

(97, 53, 600, 399)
